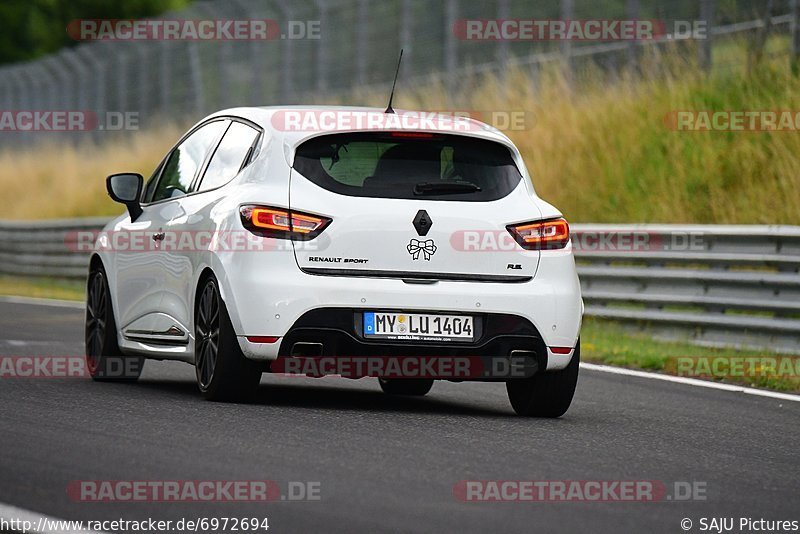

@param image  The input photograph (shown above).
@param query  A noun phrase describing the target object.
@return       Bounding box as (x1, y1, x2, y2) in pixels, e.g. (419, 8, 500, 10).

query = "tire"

(378, 378, 434, 396)
(506, 341, 580, 417)
(85, 265, 144, 381)
(195, 275, 261, 401)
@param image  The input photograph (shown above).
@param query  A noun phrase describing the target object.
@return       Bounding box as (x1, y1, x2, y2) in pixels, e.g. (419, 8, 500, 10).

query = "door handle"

(152, 231, 165, 241)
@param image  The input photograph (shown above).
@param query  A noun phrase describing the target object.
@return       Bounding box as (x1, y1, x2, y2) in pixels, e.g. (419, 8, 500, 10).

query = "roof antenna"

(384, 49, 403, 114)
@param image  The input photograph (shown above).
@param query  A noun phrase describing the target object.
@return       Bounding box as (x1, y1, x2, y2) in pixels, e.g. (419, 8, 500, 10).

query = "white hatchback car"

(87, 106, 582, 417)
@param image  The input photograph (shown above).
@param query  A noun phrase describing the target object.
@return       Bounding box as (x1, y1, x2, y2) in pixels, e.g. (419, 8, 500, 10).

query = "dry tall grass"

(0, 125, 184, 219)
(391, 62, 800, 224)
(1, 53, 799, 223)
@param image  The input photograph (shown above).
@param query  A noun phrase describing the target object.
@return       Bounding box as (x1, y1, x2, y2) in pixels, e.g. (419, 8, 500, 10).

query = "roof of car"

(202, 105, 515, 149)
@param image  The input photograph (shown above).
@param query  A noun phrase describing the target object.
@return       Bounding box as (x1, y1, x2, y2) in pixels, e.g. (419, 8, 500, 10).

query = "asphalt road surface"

(0, 299, 798, 534)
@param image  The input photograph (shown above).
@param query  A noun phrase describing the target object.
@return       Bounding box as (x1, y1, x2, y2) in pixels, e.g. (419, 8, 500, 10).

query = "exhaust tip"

(290, 342, 323, 358)
(508, 350, 539, 378)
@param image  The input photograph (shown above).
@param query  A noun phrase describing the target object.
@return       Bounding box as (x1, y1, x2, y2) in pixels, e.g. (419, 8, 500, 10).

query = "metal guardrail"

(572, 224, 800, 354)
(0, 219, 798, 353)
(0, 217, 109, 278)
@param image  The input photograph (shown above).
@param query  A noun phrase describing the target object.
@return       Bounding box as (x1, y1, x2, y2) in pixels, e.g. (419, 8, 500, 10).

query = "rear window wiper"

(413, 181, 482, 195)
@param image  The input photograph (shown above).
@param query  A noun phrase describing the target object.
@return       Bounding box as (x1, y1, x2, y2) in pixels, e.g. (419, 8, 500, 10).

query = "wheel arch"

(193, 256, 246, 338)
(89, 253, 104, 272)
(87, 252, 127, 355)
(194, 267, 217, 309)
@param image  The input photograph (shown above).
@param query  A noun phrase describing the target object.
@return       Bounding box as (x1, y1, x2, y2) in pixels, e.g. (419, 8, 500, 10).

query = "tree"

(0, 0, 191, 65)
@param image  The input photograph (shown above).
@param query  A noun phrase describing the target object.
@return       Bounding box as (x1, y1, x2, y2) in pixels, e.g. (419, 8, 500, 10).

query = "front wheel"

(85, 266, 144, 381)
(506, 341, 580, 417)
(194, 276, 261, 401)
(378, 378, 434, 396)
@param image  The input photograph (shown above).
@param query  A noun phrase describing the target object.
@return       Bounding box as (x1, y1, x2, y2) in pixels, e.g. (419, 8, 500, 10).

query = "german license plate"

(363, 312, 474, 342)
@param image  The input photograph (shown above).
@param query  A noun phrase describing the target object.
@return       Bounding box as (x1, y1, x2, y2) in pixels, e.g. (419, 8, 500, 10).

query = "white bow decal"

(407, 239, 437, 261)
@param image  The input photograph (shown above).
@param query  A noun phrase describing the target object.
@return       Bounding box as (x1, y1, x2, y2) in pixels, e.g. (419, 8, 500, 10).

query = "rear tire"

(506, 341, 580, 417)
(378, 378, 434, 396)
(195, 276, 261, 402)
(85, 265, 144, 381)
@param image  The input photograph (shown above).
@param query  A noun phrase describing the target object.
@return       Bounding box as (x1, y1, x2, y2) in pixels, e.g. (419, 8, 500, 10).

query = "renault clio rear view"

(89, 106, 583, 417)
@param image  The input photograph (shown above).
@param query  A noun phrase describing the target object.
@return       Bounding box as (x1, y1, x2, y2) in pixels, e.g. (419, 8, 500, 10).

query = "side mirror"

(107, 173, 143, 222)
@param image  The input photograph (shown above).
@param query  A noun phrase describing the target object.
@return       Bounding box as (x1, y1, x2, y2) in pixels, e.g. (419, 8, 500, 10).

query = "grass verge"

(582, 317, 799, 393)
(0, 275, 84, 301)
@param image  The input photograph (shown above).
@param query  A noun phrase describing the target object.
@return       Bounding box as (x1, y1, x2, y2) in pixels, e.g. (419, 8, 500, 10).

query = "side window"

(198, 122, 260, 192)
(150, 120, 228, 203)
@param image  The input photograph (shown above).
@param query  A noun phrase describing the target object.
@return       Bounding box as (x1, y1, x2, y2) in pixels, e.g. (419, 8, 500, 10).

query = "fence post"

(315, 0, 329, 93)
(274, 0, 294, 102)
(748, 0, 774, 72)
(496, 0, 510, 76)
(218, 42, 231, 109)
(18, 67, 32, 111)
(444, 0, 459, 93)
(13, 70, 25, 146)
(158, 43, 170, 116)
(0, 70, 8, 108)
(136, 45, 149, 122)
(188, 43, 204, 115)
(62, 48, 88, 112)
(46, 56, 71, 110)
(117, 53, 127, 115)
(249, 38, 265, 104)
(0, 72, 8, 112)
(229, 0, 260, 104)
(356, 0, 368, 87)
(37, 63, 56, 113)
(791, 0, 800, 73)
(626, 0, 640, 73)
(560, 0, 574, 87)
(77, 46, 106, 142)
(400, 0, 413, 78)
(699, 0, 714, 73)
(10, 69, 22, 110)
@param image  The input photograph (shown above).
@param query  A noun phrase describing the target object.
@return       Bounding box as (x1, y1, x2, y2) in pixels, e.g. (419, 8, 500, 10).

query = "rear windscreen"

(293, 132, 523, 201)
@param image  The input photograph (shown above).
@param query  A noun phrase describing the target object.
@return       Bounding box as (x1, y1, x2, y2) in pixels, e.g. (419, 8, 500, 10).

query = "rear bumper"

(247, 308, 545, 380)
(219, 247, 582, 370)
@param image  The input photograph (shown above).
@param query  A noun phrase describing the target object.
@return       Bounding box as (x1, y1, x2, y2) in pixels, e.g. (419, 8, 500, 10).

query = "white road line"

(0, 501, 106, 533)
(0, 296, 83, 309)
(581, 362, 800, 402)
(1, 340, 68, 347)
(1, 296, 798, 403)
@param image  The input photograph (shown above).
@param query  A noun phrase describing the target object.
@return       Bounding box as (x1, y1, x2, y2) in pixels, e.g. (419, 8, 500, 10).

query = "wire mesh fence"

(0, 0, 798, 146)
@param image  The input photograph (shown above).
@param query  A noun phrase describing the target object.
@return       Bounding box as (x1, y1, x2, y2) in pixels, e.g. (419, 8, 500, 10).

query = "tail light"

(247, 336, 280, 343)
(240, 205, 331, 240)
(507, 218, 569, 250)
